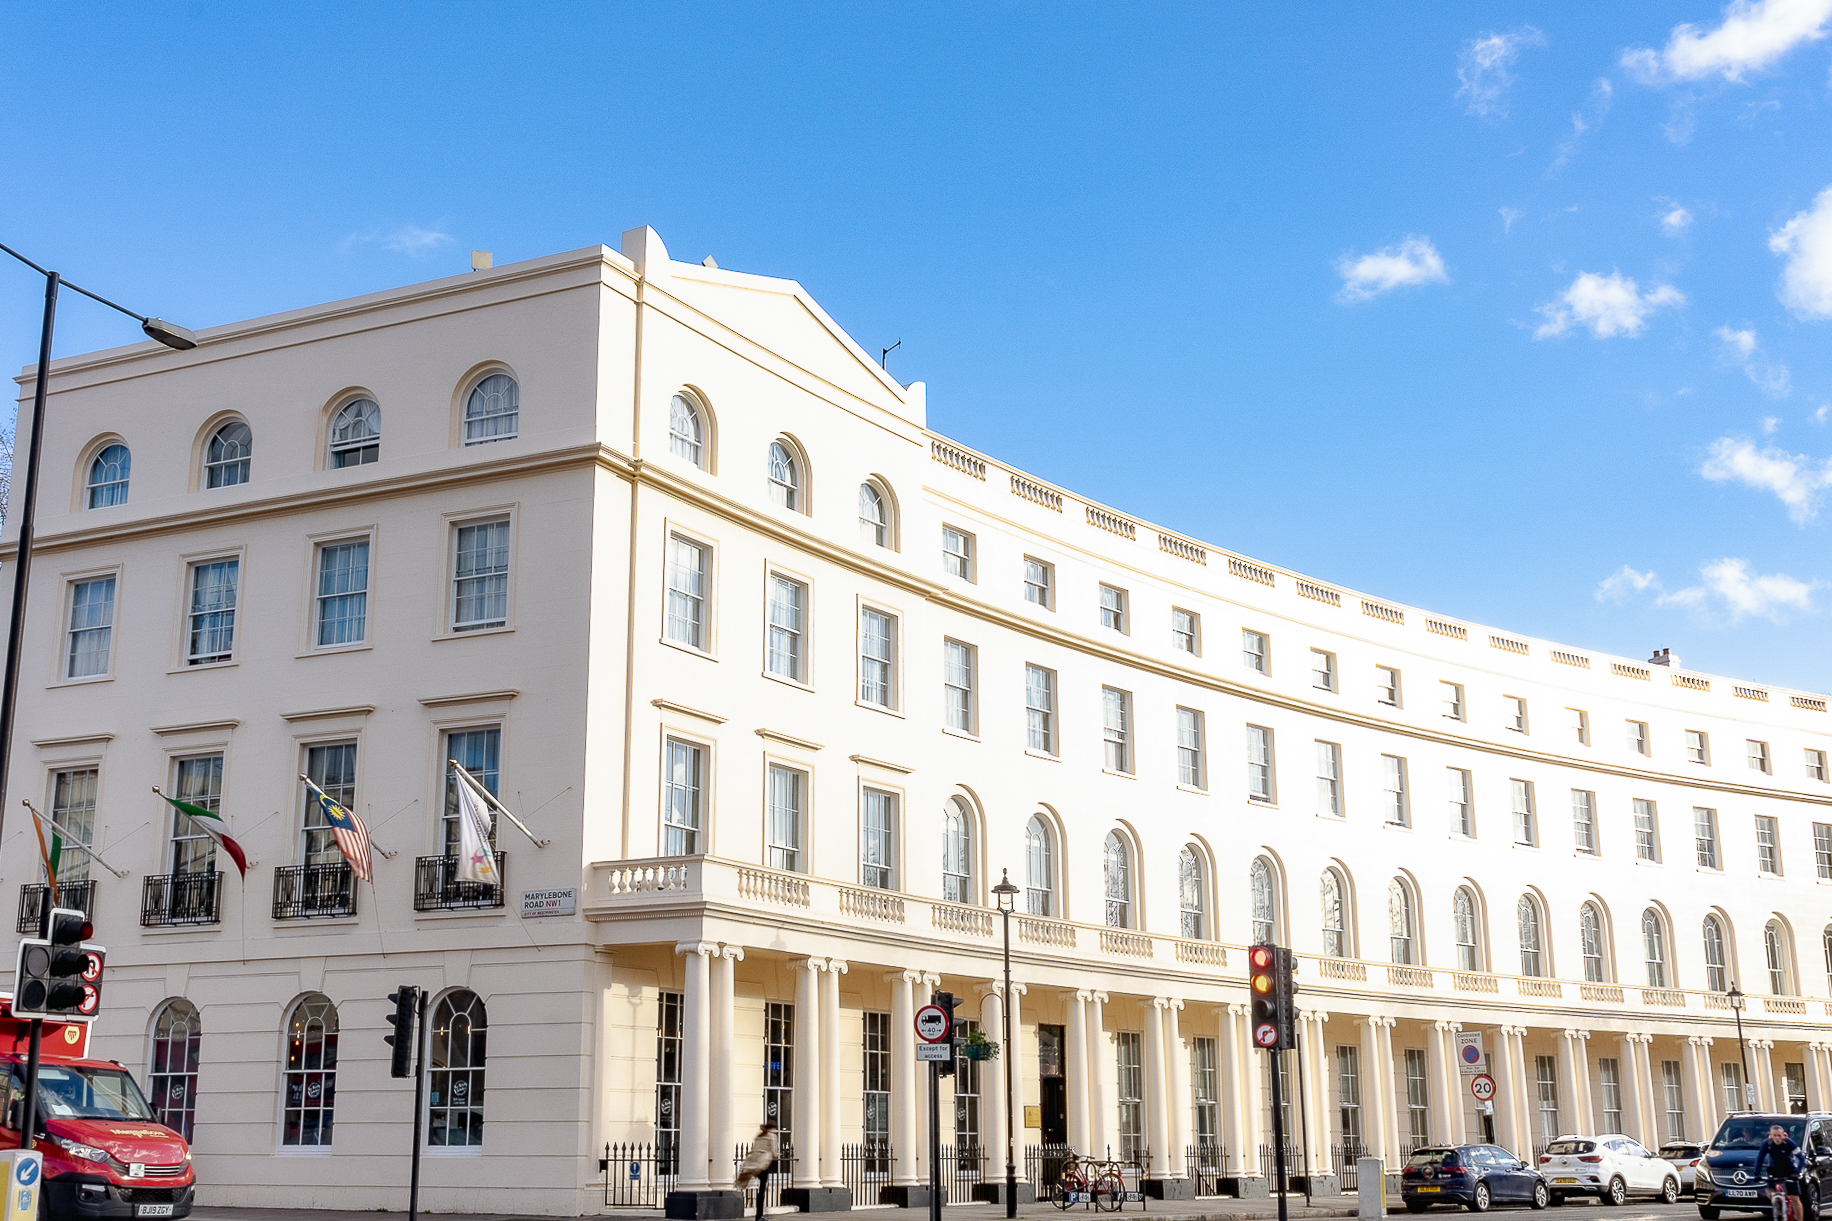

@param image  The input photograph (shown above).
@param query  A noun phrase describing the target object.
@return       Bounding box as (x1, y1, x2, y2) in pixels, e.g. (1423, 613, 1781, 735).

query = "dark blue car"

(1402, 1145, 1551, 1213)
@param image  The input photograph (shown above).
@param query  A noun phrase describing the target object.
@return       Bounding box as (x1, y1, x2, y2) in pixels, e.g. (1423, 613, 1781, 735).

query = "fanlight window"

(669, 394, 703, 466)
(1704, 916, 1729, 993)
(1250, 857, 1276, 945)
(1453, 888, 1479, 971)
(1024, 816, 1053, 916)
(1103, 833, 1131, 929)
(205, 421, 253, 488)
(428, 990, 487, 1146)
(1388, 879, 1415, 965)
(464, 374, 519, 445)
(1319, 870, 1346, 958)
(1517, 895, 1544, 978)
(767, 441, 801, 510)
(859, 483, 889, 547)
(1178, 847, 1205, 939)
(1580, 903, 1607, 982)
(942, 799, 972, 903)
(87, 444, 130, 507)
(329, 399, 381, 467)
(1766, 921, 1793, 995)
(1643, 909, 1669, 988)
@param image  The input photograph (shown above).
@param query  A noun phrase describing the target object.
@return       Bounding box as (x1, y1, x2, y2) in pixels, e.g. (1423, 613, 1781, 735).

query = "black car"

(1402, 1144, 1551, 1212)
(1698, 1113, 1832, 1219)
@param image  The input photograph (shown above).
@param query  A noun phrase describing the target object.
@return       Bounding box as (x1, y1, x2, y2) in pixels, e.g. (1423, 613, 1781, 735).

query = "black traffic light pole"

(1269, 1050, 1287, 1221)
(409, 990, 427, 1221)
(19, 889, 50, 1151)
(387, 985, 427, 1221)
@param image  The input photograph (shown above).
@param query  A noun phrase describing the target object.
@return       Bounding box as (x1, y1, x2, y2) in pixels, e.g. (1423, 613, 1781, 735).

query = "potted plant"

(963, 1028, 1000, 1061)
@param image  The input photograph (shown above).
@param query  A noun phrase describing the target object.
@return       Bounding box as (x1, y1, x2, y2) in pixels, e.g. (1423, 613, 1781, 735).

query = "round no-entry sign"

(1470, 1074, 1496, 1102)
(915, 1004, 950, 1043)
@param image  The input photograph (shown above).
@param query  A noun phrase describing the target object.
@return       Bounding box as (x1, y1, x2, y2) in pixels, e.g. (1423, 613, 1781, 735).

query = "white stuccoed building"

(4, 227, 1831, 1216)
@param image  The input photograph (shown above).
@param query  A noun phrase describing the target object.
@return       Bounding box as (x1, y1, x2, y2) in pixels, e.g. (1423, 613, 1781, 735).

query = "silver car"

(1660, 1142, 1707, 1195)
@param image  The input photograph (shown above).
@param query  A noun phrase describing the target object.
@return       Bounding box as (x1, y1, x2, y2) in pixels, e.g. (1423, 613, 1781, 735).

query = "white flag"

(454, 774, 498, 886)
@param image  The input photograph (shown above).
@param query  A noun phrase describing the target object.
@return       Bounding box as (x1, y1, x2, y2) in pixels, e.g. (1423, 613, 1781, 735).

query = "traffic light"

(15, 907, 103, 1021)
(385, 986, 420, 1078)
(1247, 944, 1295, 1051)
(932, 990, 964, 1078)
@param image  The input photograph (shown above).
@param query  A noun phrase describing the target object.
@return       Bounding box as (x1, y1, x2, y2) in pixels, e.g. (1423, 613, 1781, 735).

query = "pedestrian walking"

(736, 1121, 779, 1221)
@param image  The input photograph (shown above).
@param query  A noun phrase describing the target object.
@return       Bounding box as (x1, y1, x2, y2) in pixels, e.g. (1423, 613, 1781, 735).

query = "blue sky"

(6, 2, 1832, 691)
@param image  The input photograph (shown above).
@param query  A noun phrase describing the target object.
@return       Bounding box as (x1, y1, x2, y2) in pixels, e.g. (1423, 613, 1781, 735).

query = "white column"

(1218, 1005, 1251, 1176)
(889, 971, 919, 1186)
(1560, 1031, 1588, 1136)
(1493, 1025, 1519, 1157)
(1359, 1019, 1389, 1165)
(711, 945, 743, 1186)
(1086, 992, 1110, 1157)
(1618, 1035, 1645, 1146)
(1376, 1017, 1401, 1160)
(1440, 1023, 1465, 1146)
(1008, 983, 1026, 1175)
(1755, 1040, 1778, 1111)
(1145, 999, 1170, 1179)
(676, 941, 715, 1189)
(1425, 1021, 1451, 1144)
(1683, 1037, 1711, 1141)
(1163, 1000, 1189, 1180)
(793, 958, 823, 1186)
(1807, 1044, 1829, 1114)
(1066, 991, 1090, 1153)
(980, 987, 1008, 1185)
(1309, 1014, 1334, 1175)
(821, 961, 846, 1187)
(1506, 1028, 1534, 1153)
(1637, 1036, 1661, 1144)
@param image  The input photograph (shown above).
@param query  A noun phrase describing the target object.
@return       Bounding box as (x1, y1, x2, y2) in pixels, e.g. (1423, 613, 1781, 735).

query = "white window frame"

(1633, 799, 1661, 863)
(940, 525, 975, 582)
(1807, 749, 1829, 783)
(1247, 724, 1275, 803)
(1695, 808, 1720, 870)
(1627, 720, 1650, 756)
(1441, 681, 1464, 721)
(662, 735, 707, 856)
(1571, 789, 1598, 855)
(1748, 740, 1771, 774)
(1022, 557, 1053, 609)
(1381, 755, 1409, 827)
(764, 568, 809, 686)
(942, 639, 977, 736)
(860, 787, 898, 890)
(1310, 649, 1336, 693)
(1375, 666, 1400, 708)
(62, 569, 120, 682)
(1506, 695, 1529, 734)
(308, 533, 374, 653)
(1101, 686, 1132, 774)
(182, 552, 243, 667)
(1098, 584, 1128, 634)
(1569, 708, 1590, 746)
(1024, 664, 1056, 756)
(857, 603, 900, 712)
(857, 481, 893, 549)
(1316, 741, 1342, 816)
(1814, 822, 1832, 879)
(1448, 767, 1473, 836)
(663, 533, 712, 652)
(1171, 608, 1200, 656)
(462, 373, 519, 446)
(444, 510, 516, 637)
(764, 761, 807, 873)
(1756, 815, 1783, 875)
(1685, 729, 1710, 765)
(1511, 779, 1537, 846)
(1242, 629, 1269, 675)
(1176, 707, 1205, 789)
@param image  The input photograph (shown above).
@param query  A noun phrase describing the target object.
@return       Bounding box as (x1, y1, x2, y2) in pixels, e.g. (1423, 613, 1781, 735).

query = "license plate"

(1416, 1186, 1440, 1192)
(1725, 1190, 1758, 1199)
(1553, 1178, 1577, 1185)
(137, 1207, 175, 1218)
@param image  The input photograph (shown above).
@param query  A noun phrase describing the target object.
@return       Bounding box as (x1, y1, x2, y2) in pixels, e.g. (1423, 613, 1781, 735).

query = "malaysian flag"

(304, 779, 374, 882)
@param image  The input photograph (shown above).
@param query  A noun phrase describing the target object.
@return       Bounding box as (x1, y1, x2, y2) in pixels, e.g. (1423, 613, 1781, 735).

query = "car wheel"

(1664, 1179, 1681, 1205)
(1605, 1177, 1627, 1206)
(1532, 1182, 1550, 1210)
(1697, 1208, 1720, 1220)
(1469, 1182, 1491, 1213)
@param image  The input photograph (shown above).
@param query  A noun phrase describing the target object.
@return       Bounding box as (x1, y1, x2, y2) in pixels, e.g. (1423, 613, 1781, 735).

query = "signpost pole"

(1270, 1049, 1288, 1221)
(929, 1059, 941, 1221)
(408, 990, 427, 1221)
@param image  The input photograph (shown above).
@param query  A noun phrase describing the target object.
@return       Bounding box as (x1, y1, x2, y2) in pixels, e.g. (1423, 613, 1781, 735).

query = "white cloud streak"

(1714, 325, 1793, 395)
(1548, 79, 1614, 175)
(1621, 0, 1832, 82)
(342, 223, 456, 256)
(1657, 557, 1818, 621)
(1456, 27, 1546, 117)
(1769, 185, 1832, 318)
(1500, 207, 1525, 233)
(1699, 435, 1832, 522)
(1334, 236, 1450, 304)
(1659, 202, 1694, 234)
(1534, 271, 1684, 338)
(1595, 565, 1662, 602)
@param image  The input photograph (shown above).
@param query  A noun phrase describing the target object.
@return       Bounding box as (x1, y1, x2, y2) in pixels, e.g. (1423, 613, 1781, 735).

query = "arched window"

(1103, 832, 1131, 928)
(942, 799, 972, 903)
(668, 394, 703, 466)
(1388, 879, 1415, 965)
(329, 399, 381, 467)
(1320, 870, 1346, 958)
(1518, 895, 1544, 977)
(282, 993, 338, 1145)
(1580, 903, 1607, 982)
(1024, 817, 1054, 916)
(464, 373, 519, 444)
(1251, 858, 1277, 945)
(1453, 888, 1480, 971)
(1178, 847, 1205, 939)
(1766, 921, 1794, 995)
(1643, 909, 1669, 988)
(859, 483, 889, 547)
(87, 444, 130, 507)
(204, 420, 252, 487)
(148, 999, 200, 1140)
(429, 990, 487, 1146)
(767, 441, 800, 510)
(1704, 916, 1730, 993)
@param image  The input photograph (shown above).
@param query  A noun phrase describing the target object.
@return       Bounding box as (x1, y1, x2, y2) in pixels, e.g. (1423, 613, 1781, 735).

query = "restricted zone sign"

(915, 1003, 951, 1061)
(1469, 1073, 1496, 1102)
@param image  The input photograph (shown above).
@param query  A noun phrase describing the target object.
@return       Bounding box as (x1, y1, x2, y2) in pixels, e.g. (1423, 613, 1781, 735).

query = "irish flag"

(156, 789, 248, 877)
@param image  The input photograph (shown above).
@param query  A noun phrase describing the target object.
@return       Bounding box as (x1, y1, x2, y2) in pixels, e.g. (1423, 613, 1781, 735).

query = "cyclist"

(1758, 1124, 1804, 1221)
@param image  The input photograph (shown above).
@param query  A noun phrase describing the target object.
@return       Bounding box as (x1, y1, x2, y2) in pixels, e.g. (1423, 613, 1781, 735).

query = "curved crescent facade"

(4, 229, 1828, 1214)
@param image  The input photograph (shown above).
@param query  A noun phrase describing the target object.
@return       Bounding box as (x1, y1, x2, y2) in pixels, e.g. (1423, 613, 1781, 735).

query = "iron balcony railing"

(16, 880, 95, 934)
(140, 871, 223, 927)
(272, 863, 357, 920)
(413, 852, 506, 911)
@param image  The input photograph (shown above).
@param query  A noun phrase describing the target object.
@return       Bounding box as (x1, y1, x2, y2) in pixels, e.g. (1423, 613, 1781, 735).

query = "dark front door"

(1039, 1023, 1067, 1145)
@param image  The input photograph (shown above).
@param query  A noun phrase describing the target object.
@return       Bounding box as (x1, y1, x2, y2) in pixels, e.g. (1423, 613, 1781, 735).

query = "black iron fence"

(1186, 1143, 1229, 1196)
(602, 1141, 675, 1208)
(942, 1143, 985, 1203)
(840, 1141, 893, 1205)
(1025, 1143, 1075, 1196)
(413, 851, 506, 911)
(733, 1142, 795, 1214)
(1258, 1143, 1303, 1177)
(16, 880, 94, 933)
(1335, 1143, 1367, 1192)
(140, 871, 221, 926)
(272, 863, 356, 919)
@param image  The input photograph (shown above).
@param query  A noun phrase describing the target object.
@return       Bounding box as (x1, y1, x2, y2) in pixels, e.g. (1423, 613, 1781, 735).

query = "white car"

(1537, 1134, 1684, 1206)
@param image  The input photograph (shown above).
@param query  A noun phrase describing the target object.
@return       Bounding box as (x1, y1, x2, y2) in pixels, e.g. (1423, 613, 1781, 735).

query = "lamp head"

(1728, 984, 1745, 1010)
(992, 868, 1019, 912)
(141, 318, 197, 350)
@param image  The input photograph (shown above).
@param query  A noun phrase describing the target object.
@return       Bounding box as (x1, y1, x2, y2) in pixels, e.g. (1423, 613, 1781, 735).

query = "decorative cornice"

(150, 718, 239, 736)
(651, 699, 728, 725)
(280, 704, 377, 722)
(848, 753, 913, 774)
(418, 689, 520, 709)
(756, 728, 822, 752)
(30, 732, 115, 749)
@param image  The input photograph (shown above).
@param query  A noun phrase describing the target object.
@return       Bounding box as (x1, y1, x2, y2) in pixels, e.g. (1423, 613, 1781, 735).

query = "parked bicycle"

(1049, 1151, 1127, 1211)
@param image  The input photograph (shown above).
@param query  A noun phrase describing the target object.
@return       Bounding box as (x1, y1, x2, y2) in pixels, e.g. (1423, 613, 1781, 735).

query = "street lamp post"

(0, 242, 195, 855)
(992, 870, 1020, 1219)
(1728, 984, 1753, 1110)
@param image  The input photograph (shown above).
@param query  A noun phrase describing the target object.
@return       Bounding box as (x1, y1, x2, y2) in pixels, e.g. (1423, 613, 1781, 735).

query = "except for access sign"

(915, 1004, 949, 1042)
(1470, 1074, 1497, 1102)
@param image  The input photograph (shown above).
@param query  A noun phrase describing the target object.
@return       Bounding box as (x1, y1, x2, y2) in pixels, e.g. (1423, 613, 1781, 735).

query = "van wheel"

(1468, 1182, 1491, 1213)
(1605, 1177, 1627, 1206)
(1663, 1179, 1681, 1205)
(1531, 1182, 1550, 1210)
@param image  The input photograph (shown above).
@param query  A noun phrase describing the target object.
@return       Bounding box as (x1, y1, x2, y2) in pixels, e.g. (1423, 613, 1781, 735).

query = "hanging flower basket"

(963, 1030, 1000, 1061)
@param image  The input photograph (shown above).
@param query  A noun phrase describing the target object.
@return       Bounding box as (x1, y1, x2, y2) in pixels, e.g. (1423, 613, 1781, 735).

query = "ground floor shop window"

(1117, 1031, 1143, 1164)
(766, 1002, 794, 1142)
(656, 990, 682, 1173)
(283, 994, 338, 1146)
(864, 1011, 890, 1172)
(1335, 1045, 1361, 1147)
(428, 990, 486, 1146)
(1404, 1049, 1429, 1147)
(148, 999, 200, 1141)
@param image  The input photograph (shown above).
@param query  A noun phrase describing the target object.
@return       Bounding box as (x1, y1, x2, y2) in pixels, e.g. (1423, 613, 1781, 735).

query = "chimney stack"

(1648, 648, 1678, 668)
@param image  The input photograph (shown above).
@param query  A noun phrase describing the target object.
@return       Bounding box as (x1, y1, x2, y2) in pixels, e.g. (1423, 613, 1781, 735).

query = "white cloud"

(1657, 557, 1818, 622)
(1818, 403, 1830, 423)
(1658, 201, 1694, 234)
(1500, 207, 1525, 233)
(342, 223, 456, 256)
(1621, 0, 1832, 83)
(1763, 415, 1782, 433)
(1534, 270, 1684, 338)
(1334, 236, 1450, 304)
(1714, 325, 1793, 395)
(1698, 435, 1832, 522)
(1456, 27, 1546, 117)
(1548, 79, 1614, 175)
(1769, 185, 1832, 318)
(1596, 565, 1662, 602)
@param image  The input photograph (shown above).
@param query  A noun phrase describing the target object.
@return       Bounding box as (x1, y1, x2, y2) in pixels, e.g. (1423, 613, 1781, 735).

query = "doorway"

(1039, 1023, 1066, 1145)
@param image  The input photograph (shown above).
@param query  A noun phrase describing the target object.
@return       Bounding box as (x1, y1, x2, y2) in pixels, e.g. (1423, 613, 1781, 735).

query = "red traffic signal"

(1247, 943, 1296, 1051)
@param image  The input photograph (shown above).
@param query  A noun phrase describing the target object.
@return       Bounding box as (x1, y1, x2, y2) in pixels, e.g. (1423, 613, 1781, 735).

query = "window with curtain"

(941, 798, 971, 902)
(663, 535, 709, 649)
(765, 575, 805, 682)
(1581, 903, 1607, 982)
(314, 540, 370, 648)
(87, 443, 130, 507)
(1766, 921, 1793, 995)
(1320, 870, 1347, 958)
(452, 520, 510, 631)
(861, 789, 895, 890)
(1103, 833, 1131, 928)
(662, 739, 702, 856)
(1704, 917, 1729, 993)
(1251, 858, 1276, 944)
(1024, 817, 1053, 915)
(329, 399, 380, 467)
(1643, 909, 1669, 987)
(65, 576, 115, 678)
(1518, 895, 1544, 977)
(204, 420, 252, 486)
(859, 483, 889, 547)
(1453, 888, 1479, 971)
(767, 441, 800, 509)
(668, 394, 703, 466)
(1178, 847, 1205, 938)
(766, 765, 803, 872)
(859, 608, 894, 706)
(464, 374, 518, 444)
(1388, 879, 1415, 964)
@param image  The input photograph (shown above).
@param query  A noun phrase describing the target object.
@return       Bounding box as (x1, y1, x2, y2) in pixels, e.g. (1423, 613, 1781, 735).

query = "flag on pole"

(30, 812, 61, 901)
(451, 766, 499, 886)
(302, 778, 374, 883)
(21, 801, 127, 880)
(154, 789, 248, 877)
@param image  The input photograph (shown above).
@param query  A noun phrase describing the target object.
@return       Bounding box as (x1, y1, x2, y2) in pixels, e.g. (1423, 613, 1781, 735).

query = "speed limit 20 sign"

(1469, 1073, 1496, 1102)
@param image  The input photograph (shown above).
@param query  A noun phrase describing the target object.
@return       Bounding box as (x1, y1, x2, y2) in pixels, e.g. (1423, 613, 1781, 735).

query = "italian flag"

(157, 791, 248, 877)
(31, 813, 63, 898)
